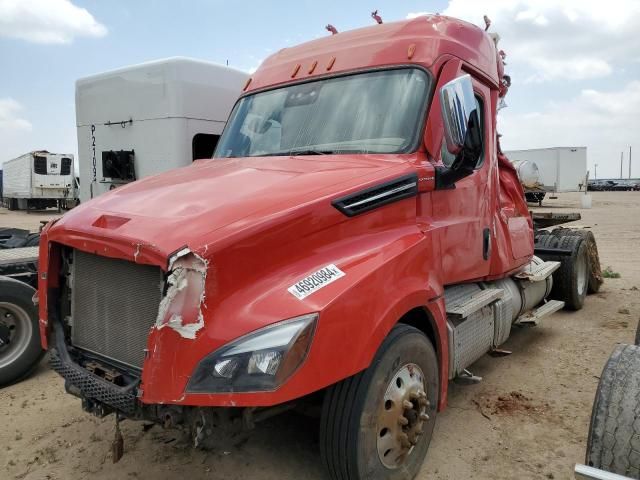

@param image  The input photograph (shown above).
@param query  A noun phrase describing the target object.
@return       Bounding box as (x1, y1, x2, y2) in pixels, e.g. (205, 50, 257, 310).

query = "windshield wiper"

(259, 149, 335, 157)
(292, 149, 334, 155)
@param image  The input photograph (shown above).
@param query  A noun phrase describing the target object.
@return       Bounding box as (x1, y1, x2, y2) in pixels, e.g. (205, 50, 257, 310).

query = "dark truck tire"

(635, 322, 640, 346)
(536, 233, 590, 310)
(550, 229, 603, 294)
(0, 276, 43, 386)
(320, 324, 438, 480)
(586, 344, 640, 478)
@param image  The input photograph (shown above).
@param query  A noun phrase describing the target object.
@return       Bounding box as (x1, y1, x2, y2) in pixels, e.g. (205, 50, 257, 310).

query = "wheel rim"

(376, 363, 430, 469)
(576, 250, 588, 296)
(0, 302, 33, 369)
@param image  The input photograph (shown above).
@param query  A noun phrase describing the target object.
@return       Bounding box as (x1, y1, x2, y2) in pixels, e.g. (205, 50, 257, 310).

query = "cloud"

(0, 0, 107, 44)
(409, 1, 640, 82)
(0, 98, 33, 166)
(0, 98, 32, 132)
(499, 81, 640, 178)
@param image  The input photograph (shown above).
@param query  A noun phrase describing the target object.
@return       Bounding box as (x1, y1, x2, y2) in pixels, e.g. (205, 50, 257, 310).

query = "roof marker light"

(326, 24, 338, 35)
(327, 56, 336, 71)
(243, 77, 252, 91)
(291, 64, 301, 78)
(308, 60, 318, 74)
(408, 43, 416, 59)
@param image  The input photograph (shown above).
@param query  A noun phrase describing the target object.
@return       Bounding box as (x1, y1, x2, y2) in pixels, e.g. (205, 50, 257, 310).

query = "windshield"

(214, 68, 430, 158)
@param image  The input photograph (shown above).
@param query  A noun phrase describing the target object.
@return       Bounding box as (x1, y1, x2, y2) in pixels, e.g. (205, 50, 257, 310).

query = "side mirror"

(437, 74, 483, 188)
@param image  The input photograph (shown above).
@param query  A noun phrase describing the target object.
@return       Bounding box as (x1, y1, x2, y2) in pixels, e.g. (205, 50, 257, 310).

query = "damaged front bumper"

(49, 316, 301, 449)
(49, 319, 140, 416)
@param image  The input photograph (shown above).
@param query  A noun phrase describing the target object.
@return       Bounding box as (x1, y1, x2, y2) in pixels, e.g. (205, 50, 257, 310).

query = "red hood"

(51, 155, 409, 263)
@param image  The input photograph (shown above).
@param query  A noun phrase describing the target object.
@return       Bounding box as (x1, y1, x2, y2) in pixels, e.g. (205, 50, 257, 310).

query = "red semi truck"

(38, 15, 600, 479)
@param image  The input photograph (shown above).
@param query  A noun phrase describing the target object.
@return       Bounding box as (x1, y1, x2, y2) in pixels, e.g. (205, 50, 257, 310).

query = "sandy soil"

(0, 208, 61, 230)
(1, 191, 639, 480)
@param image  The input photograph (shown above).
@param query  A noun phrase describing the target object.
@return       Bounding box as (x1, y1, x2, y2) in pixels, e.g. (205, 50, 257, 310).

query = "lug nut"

(399, 433, 411, 448)
(419, 413, 430, 421)
(409, 391, 419, 400)
(403, 400, 413, 409)
(398, 416, 409, 426)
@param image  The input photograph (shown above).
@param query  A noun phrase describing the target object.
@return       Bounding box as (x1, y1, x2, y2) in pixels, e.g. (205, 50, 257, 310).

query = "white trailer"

(76, 57, 248, 202)
(505, 147, 588, 193)
(1, 151, 76, 211)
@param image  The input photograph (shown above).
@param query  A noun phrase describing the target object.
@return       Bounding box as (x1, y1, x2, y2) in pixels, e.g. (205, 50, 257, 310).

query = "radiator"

(71, 250, 163, 369)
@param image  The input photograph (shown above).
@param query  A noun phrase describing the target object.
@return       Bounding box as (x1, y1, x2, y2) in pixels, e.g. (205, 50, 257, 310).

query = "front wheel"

(320, 324, 438, 480)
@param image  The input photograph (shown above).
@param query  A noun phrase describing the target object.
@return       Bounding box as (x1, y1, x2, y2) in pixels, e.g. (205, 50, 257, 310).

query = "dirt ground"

(1, 191, 639, 480)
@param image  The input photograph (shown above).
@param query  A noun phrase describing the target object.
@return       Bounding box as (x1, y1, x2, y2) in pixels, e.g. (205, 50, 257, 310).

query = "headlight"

(187, 313, 318, 393)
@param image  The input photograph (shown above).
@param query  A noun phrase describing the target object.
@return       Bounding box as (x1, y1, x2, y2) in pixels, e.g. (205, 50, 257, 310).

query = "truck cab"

(39, 15, 591, 479)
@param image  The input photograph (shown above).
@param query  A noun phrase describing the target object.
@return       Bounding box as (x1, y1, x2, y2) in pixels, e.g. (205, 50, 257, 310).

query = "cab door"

(429, 77, 495, 285)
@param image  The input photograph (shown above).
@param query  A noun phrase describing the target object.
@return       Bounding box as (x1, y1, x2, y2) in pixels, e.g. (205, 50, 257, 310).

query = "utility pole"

(594, 163, 598, 179)
(630, 146, 632, 179)
(620, 151, 624, 179)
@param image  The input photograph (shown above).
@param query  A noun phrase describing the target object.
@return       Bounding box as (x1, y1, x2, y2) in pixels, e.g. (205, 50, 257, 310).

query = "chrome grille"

(71, 250, 163, 369)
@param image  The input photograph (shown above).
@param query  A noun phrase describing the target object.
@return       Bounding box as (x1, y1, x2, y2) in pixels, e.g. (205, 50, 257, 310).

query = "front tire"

(320, 324, 438, 480)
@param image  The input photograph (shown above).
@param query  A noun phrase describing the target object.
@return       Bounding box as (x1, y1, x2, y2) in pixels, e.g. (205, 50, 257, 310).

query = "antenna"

(371, 10, 383, 24)
(483, 15, 491, 31)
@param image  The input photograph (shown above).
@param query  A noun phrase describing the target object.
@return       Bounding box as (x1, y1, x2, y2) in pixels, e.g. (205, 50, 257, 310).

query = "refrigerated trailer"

(76, 57, 248, 202)
(1, 151, 76, 210)
(506, 147, 588, 193)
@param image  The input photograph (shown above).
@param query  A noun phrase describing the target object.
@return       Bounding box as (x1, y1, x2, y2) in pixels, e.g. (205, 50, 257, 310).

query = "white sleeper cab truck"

(2, 151, 76, 210)
(75, 57, 248, 202)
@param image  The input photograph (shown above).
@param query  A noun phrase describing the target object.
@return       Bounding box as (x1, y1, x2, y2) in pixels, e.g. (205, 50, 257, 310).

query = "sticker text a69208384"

(287, 264, 345, 300)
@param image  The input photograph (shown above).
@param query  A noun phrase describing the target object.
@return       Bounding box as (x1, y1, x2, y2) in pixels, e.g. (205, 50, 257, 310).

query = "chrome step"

(446, 288, 503, 319)
(516, 299, 565, 325)
(514, 260, 561, 282)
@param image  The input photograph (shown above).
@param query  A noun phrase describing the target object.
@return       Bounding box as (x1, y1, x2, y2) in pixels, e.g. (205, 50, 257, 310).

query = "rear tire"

(586, 344, 640, 478)
(550, 229, 603, 294)
(0, 277, 43, 386)
(537, 234, 590, 310)
(320, 324, 438, 480)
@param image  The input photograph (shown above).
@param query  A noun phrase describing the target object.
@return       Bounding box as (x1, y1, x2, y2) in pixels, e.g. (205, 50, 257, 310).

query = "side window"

(192, 134, 220, 160)
(440, 94, 485, 168)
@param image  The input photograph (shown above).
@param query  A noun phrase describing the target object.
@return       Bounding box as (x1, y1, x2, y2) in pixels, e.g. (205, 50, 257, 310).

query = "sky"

(1, 0, 639, 179)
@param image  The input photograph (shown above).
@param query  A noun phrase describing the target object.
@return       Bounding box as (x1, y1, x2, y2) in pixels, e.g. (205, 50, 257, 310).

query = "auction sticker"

(288, 264, 345, 300)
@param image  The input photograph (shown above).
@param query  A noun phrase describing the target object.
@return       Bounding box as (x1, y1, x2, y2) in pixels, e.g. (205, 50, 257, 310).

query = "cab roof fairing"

(246, 15, 500, 93)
